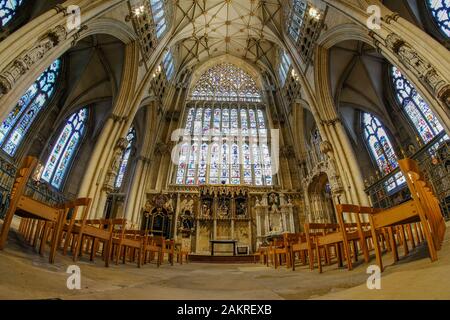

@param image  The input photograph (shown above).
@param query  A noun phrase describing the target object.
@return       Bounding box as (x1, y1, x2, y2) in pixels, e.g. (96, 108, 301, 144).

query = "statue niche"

(268, 192, 282, 233)
(177, 197, 196, 237)
(142, 194, 174, 238)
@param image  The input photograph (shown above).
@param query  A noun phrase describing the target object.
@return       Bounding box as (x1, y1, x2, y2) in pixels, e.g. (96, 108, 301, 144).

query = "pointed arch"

(41, 108, 88, 189)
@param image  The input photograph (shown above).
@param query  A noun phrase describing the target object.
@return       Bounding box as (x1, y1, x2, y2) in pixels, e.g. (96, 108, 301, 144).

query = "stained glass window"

(149, 0, 167, 38)
(190, 63, 262, 102)
(175, 105, 273, 186)
(42, 108, 88, 189)
(363, 113, 405, 192)
(427, 0, 450, 38)
(287, 0, 307, 42)
(177, 63, 272, 186)
(162, 51, 175, 80)
(0, 0, 23, 28)
(0, 59, 61, 156)
(391, 66, 445, 143)
(279, 50, 291, 86)
(114, 127, 136, 189)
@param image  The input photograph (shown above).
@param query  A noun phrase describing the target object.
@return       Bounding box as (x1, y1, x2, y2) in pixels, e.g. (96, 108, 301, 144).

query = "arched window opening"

(175, 105, 273, 186)
(391, 66, 445, 144)
(0, 0, 24, 28)
(287, 0, 308, 42)
(0, 59, 61, 156)
(115, 127, 136, 189)
(41, 108, 88, 189)
(363, 113, 405, 192)
(162, 51, 175, 80)
(427, 0, 450, 38)
(176, 63, 273, 186)
(278, 50, 291, 86)
(149, 0, 167, 39)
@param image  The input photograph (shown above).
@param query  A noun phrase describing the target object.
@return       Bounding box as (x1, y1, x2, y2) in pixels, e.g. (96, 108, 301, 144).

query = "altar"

(209, 240, 237, 256)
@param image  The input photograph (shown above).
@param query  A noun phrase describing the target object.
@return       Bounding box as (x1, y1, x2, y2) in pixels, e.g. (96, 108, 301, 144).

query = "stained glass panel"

(363, 113, 405, 191)
(0, 59, 61, 156)
(114, 127, 136, 189)
(0, 0, 23, 27)
(427, 0, 450, 37)
(175, 105, 273, 186)
(149, 0, 167, 39)
(42, 108, 88, 189)
(287, 0, 307, 42)
(162, 51, 175, 80)
(392, 66, 445, 143)
(279, 50, 291, 86)
(191, 63, 262, 102)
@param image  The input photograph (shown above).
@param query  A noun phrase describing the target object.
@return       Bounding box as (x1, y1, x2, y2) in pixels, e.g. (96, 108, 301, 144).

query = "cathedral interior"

(0, 0, 449, 301)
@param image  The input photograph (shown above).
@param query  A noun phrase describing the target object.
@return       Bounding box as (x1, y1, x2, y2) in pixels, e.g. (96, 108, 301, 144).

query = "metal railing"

(0, 158, 71, 219)
(365, 132, 450, 219)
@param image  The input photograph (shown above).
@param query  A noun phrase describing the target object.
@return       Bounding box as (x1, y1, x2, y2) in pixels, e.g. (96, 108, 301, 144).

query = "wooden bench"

(0, 157, 68, 263)
(363, 158, 446, 271)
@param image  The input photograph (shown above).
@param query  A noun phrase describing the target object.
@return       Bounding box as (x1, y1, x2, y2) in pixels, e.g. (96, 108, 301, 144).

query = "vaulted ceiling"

(171, 0, 285, 75)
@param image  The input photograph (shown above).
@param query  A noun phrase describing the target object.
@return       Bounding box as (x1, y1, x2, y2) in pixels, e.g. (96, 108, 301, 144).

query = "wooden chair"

(111, 220, 143, 267)
(174, 242, 189, 265)
(267, 237, 288, 268)
(153, 236, 174, 266)
(363, 158, 446, 272)
(64, 215, 118, 267)
(0, 156, 67, 263)
(253, 246, 269, 265)
(306, 220, 361, 273)
(142, 233, 162, 267)
(290, 232, 315, 271)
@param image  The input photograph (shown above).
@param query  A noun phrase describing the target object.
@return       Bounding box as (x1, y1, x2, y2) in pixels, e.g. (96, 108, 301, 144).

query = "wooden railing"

(365, 131, 450, 219)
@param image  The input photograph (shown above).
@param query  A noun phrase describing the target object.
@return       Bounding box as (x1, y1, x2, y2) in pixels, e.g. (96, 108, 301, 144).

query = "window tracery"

(0, 0, 23, 28)
(391, 66, 445, 143)
(41, 108, 88, 189)
(190, 63, 262, 103)
(427, 0, 450, 38)
(0, 59, 61, 156)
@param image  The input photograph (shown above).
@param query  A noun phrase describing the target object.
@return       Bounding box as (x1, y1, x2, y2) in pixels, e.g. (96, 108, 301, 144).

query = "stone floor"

(0, 220, 449, 300)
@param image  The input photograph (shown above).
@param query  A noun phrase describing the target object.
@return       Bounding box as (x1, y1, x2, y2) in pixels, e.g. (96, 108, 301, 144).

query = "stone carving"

(103, 138, 129, 192)
(0, 25, 68, 95)
(384, 33, 450, 106)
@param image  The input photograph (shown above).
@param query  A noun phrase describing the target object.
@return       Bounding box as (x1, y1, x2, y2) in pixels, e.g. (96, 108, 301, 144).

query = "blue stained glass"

(162, 51, 175, 80)
(287, 0, 307, 42)
(242, 143, 252, 184)
(42, 108, 88, 189)
(279, 50, 291, 85)
(114, 127, 136, 189)
(220, 143, 229, 184)
(0, 59, 61, 156)
(252, 144, 263, 186)
(0, 0, 24, 27)
(427, 0, 450, 38)
(231, 143, 240, 185)
(209, 143, 220, 184)
(150, 0, 167, 39)
(176, 106, 274, 186)
(176, 143, 190, 184)
(391, 66, 444, 143)
(363, 113, 405, 191)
